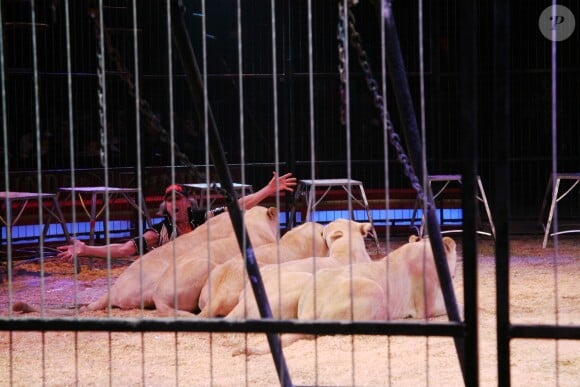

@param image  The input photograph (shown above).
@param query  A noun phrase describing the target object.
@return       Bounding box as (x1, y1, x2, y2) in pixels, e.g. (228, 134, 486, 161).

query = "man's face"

(164, 194, 191, 223)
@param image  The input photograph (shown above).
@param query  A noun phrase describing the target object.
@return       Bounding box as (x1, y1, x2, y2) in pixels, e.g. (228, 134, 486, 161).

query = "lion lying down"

(92, 205, 279, 313)
(197, 221, 329, 318)
(235, 235, 458, 356)
(226, 218, 373, 321)
(13, 206, 279, 314)
(158, 221, 329, 317)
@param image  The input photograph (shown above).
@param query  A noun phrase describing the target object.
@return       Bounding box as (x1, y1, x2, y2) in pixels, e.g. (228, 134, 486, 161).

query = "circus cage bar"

(1, 1, 579, 233)
(1, 1, 580, 386)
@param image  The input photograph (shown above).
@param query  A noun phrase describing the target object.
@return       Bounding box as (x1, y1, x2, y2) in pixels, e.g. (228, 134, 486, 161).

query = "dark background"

(1, 0, 579, 224)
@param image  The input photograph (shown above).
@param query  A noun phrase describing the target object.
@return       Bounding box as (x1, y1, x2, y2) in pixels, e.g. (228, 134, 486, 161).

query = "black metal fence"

(1, 1, 579, 386)
(2, 1, 579, 222)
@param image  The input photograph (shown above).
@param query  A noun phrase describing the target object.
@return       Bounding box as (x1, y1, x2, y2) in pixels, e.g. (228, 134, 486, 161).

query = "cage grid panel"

(1, 1, 579, 386)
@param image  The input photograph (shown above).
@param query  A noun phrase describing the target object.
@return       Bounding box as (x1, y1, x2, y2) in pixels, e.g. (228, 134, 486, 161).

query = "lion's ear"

(327, 229, 344, 245)
(267, 207, 279, 220)
(442, 237, 456, 253)
(409, 235, 421, 243)
(360, 223, 372, 237)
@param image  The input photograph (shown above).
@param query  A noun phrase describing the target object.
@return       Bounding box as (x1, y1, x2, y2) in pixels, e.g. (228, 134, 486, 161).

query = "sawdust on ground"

(0, 235, 578, 386)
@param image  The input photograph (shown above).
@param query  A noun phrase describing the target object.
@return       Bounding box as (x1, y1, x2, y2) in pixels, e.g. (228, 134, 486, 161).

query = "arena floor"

(1, 234, 578, 386)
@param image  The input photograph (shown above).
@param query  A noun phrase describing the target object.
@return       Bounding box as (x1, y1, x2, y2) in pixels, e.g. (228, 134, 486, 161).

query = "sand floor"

(0, 235, 578, 386)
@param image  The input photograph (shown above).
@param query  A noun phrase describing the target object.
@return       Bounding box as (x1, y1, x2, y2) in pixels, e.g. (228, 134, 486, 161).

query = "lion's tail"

(12, 301, 80, 316)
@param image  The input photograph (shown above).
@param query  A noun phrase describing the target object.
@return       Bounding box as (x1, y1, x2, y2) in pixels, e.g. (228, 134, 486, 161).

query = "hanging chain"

(94, 9, 107, 167)
(337, 3, 428, 207)
(337, 7, 347, 126)
(89, 10, 201, 180)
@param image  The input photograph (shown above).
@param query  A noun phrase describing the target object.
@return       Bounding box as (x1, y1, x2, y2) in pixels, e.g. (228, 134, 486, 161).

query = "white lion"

(236, 235, 458, 355)
(13, 206, 279, 315)
(197, 221, 329, 318)
(227, 219, 374, 321)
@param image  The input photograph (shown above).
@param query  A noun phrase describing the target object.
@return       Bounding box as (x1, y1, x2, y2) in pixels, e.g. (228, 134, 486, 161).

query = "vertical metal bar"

(284, 0, 296, 229)
(169, 2, 293, 386)
(0, 0, 12, 288)
(95, 0, 111, 281)
(477, 176, 496, 238)
(381, 1, 467, 382)
(269, 0, 282, 242)
(305, 184, 316, 222)
(430, 0, 442, 172)
(493, 0, 511, 385)
(131, 0, 145, 260)
(306, 0, 316, 232)
(381, 2, 423, 180)
(542, 177, 559, 248)
(460, 0, 481, 384)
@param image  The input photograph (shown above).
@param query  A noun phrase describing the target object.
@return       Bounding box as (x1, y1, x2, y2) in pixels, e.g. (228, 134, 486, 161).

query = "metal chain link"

(90, 11, 201, 180)
(337, 3, 429, 207)
(337, 11, 347, 126)
(94, 11, 107, 167)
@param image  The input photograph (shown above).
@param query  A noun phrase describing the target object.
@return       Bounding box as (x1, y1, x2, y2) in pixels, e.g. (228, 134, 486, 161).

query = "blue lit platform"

(279, 208, 463, 229)
(4, 209, 464, 242)
(2, 209, 465, 258)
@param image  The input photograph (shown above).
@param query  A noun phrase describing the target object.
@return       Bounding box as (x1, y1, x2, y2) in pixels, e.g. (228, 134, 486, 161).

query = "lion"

(144, 206, 281, 315)
(297, 236, 458, 321)
(235, 235, 458, 355)
(227, 219, 373, 321)
(13, 206, 279, 314)
(197, 221, 329, 318)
